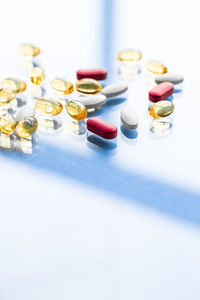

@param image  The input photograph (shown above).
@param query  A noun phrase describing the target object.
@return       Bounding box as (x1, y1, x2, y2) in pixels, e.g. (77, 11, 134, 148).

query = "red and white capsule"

(77, 69, 107, 81)
(149, 82, 174, 103)
(87, 117, 117, 139)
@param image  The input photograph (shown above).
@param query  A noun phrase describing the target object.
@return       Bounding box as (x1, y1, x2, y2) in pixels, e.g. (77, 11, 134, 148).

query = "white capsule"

(77, 95, 106, 109)
(101, 82, 128, 98)
(16, 106, 35, 122)
(155, 73, 184, 85)
(120, 107, 138, 130)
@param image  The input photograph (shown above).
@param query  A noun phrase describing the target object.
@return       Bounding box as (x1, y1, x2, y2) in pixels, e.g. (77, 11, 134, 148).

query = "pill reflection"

(149, 119, 173, 137)
(118, 64, 141, 80)
(87, 134, 117, 153)
(120, 125, 138, 145)
(16, 135, 38, 156)
(31, 85, 46, 99)
(0, 134, 16, 150)
(68, 120, 86, 135)
(38, 117, 62, 135)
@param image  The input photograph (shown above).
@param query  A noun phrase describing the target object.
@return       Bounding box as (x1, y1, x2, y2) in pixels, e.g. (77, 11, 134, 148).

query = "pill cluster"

(0, 44, 184, 153)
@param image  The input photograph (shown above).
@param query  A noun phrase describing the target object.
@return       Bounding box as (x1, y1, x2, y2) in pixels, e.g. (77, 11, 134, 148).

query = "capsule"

(87, 117, 117, 139)
(155, 73, 184, 85)
(118, 49, 142, 62)
(51, 78, 74, 95)
(77, 95, 106, 109)
(30, 67, 45, 85)
(67, 101, 87, 121)
(1, 78, 27, 93)
(16, 116, 38, 139)
(120, 107, 138, 130)
(146, 61, 167, 75)
(35, 99, 63, 116)
(19, 43, 41, 57)
(149, 82, 174, 102)
(76, 78, 102, 94)
(0, 89, 16, 106)
(0, 113, 17, 135)
(77, 69, 107, 81)
(101, 82, 128, 98)
(150, 101, 174, 119)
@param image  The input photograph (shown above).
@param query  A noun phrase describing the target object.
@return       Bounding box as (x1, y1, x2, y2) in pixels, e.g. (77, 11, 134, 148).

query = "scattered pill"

(149, 82, 174, 102)
(76, 78, 102, 94)
(77, 95, 106, 109)
(19, 43, 41, 57)
(1, 78, 27, 93)
(87, 117, 117, 139)
(146, 61, 168, 75)
(67, 100, 87, 121)
(118, 49, 142, 62)
(35, 99, 63, 116)
(155, 73, 184, 85)
(101, 82, 128, 98)
(77, 69, 107, 81)
(0, 89, 16, 106)
(150, 100, 174, 119)
(0, 113, 17, 135)
(16, 116, 38, 138)
(30, 67, 45, 85)
(51, 78, 74, 95)
(120, 107, 138, 130)
(16, 106, 35, 123)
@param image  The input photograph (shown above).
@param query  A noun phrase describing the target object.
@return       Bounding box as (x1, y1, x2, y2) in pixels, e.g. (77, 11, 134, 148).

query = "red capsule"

(149, 82, 174, 102)
(87, 117, 117, 139)
(77, 68, 107, 80)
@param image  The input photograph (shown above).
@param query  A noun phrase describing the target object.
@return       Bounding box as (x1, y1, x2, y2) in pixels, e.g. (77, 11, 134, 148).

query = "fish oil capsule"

(35, 99, 63, 116)
(0, 89, 16, 106)
(30, 67, 45, 85)
(0, 113, 17, 135)
(146, 61, 168, 75)
(118, 49, 142, 62)
(51, 78, 74, 95)
(76, 78, 102, 94)
(16, 116, 38, 139)
(1, 78, 27, 93)
(67, 100, 87, 121)
(19, 43, 41, 57)
(150, 100, 174, 119)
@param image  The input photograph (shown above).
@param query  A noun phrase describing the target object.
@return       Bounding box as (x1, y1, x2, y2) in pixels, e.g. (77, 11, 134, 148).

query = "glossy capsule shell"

(77, 69, 107, 81)
(146, 61, 168, 75)
(36, 99, 63, 116)
(149, 82, 174, 102)
(0, 113, 17, 135)
(67, 101, 87, 121)
(76, 78, 102, 94)
(150, 100, 174, 119)
(19, 43, 41, 57)
(30, 67, 45, 85)
(118, 49, 142, 61)
(0, 89, 16, 106)
(16, 116, 38, 138)
(87, 117, 117, 139)
(1, 78, 27, 93)
(51, 78, 74, 95)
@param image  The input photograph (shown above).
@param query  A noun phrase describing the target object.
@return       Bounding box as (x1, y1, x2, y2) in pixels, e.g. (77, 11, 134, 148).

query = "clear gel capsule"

(19, 44, 41, 57)
(1, 78, 27, 93)
(35, 99, 63, 116)
(76, 78, 102, 94)
(118, 49, 142, 62)
(51, 78, 74, 95)
(0, 113, 17, 135)
(30, 67, 45, 85)
(146, 61, 168, 75)
(67, 100, 87, 121)
(150, 100, 174, 119)
(0, 89, 16, 106)
(16, 116, 38, 139)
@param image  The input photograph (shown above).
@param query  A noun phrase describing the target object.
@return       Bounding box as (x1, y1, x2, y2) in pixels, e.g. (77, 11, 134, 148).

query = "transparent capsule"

(0, 134, 16, 150)
(16, 116, 38, 139)
(19, 43, 41, 57)
(35, 99, 63, 116)
(0, 89, 16, 106)
(118, 49, 142, 62)
(67, 100, 87, 121)
(150, 101, 174, 119)
(30, 67, 45, 85)
(146, 61, 168, 75)
(76, 78, 102, 94)
(1, 78, 27, 93)
(0, 113, 17, 135)
(51, 78, 74, 95)
(150, 119, 173, 137)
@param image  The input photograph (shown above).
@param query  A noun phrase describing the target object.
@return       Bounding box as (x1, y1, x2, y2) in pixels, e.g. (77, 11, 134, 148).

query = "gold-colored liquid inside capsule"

(1, 78, 27, 93)
(67, 100, 87, 121)
(30, 67, 45, 85)
(146, 61, 168, 75)
(19, 44, 41, 57)
(118, 49, 142, 61)
(0, 89, 16, 106)
(150, 101, 174, 119)
(35, 99, 63, 116)
(51, 78, 74, 95)
(16, 116, 38, 139)
(76, 78, 102, 94)
(0, 113, 17, 135)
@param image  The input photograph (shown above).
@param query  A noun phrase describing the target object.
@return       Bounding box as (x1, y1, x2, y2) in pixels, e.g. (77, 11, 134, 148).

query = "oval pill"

(1, 78, 27, 93)
(16, 106, 35, 123)
(101, 82, 128, 98)
(77, 95, 106, 109)
(149, 82, 174, 102)
(51, 78, 74, 94)
(16, 116, 38, 138)
(77, 69, 107, 81)
(155, 73, 184, 85)
(150, 100, 174, 119)
(36, 99, 63, 116)
(118, 49, 142, 62)
(0, 89, 16, 106)
(19, 43, 41, 57)
(67, 101, 87, 121)
(87, 117, 117, 139)
(76, 78, 102, 94)
(120, 107, 138, 130)
(30, 67, 45, 85)
(0, 113, 17, 135)
(146, 61, 168, 75)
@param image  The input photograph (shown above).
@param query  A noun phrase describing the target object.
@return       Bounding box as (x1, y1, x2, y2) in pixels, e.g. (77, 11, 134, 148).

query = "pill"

(67, 100, 87, 121)
(51, 78, 74, 94)
(19, 44, 40, 57)
(0, 113, 17, 135)
(0, 89, 16, 106)
(1, 78, 27, 93)
(30, 67, 45, 85)
(101, 82, 128, 98)
(76, 78, 102, 94)
(16, 116, 38, 138)
(150, 100, 174, 119)
(36, 99, 63, 116)
(77, 95, 106, 109)
(149, 82, 174, 102)
(146, 61, 168, 75)
(87, 117, 117, 139)
(77, 69, 107, 81)
(118, 49, 142, 62)
(120, 107, 138, 130)
(155, 73, 184, 85)
(16, 106, 35, 123)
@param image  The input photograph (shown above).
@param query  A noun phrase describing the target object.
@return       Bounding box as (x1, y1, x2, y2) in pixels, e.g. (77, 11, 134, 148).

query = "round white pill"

(120, 107, 138, 130)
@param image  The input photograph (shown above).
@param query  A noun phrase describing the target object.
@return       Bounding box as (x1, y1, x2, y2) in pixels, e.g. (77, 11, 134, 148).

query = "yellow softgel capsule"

(51, 78, 74, 95)
(1, 78, 27, 93)
(0, 113, 17, 135)
(146, 61, 168, 75)
(150, 100, 174, 119)
(16, 116, 38, 139)
(67, 100, 87, 121)
(118, 49, 142, 61)
(35, 99, 63, 116)
(19, 44, 41, 57)
(0, 89, 16, 106)
(30, 67, 45, 85)
(76, 78, 102, 94)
